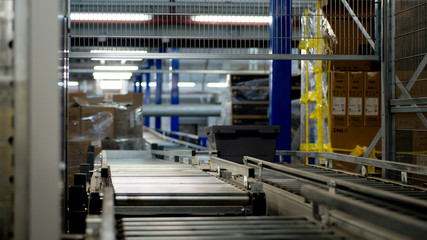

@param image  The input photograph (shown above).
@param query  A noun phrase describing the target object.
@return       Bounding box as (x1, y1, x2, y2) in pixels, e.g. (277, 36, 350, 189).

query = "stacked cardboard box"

(67, 93, 143, 139)
(67, 138, 101, 186)
(112, 93, 143, 139)
(411, 131, 427, 186)
(331, 71, 348, 126)
(364, 72, 381, 126)
(67, 93, 143, 186)
(330, 71, 381, 171)
(348, 72, 364, 126)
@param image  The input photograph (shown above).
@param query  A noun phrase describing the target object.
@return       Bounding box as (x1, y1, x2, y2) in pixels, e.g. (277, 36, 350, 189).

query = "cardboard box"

(81, 106, 115, 139)
(331, 126, 381, 151)
(68, 105, 81, 137)
(364, 72, 381, 127)
(412, 130, 427, 153)
(395, 70, 427, 99)
(348, 72, 364, 127)
(67, 138, 102, 186)
(67, 139, 90, 168)
(69, 93, 104, 106)
(69, 93, 87, 105)
(67, 138, 90, 186)
(409, 131, 427, 187)
(331, 60, 380, 71)
(114, 106, 143, 139)
(395, 113, 427, 130)
(331, 71, 348, 127)
(113, 93, 143, 107)
(86, 96, 104, 105)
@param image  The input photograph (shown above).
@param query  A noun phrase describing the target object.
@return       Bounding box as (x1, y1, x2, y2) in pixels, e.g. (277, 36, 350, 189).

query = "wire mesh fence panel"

(69, 0, 378, 60)
(393, 0, 427, 186)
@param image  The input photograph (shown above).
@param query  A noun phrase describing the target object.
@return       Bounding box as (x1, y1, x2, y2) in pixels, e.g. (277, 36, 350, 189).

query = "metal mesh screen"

(393, 0, 427, 186)
(69, 0, 378, 60)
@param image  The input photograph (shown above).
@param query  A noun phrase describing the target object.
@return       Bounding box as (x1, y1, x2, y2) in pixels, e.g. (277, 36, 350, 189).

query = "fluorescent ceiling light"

(136, 82, 157, 88)
(69, 81, 79, 87)
(207, 82, 229, 88)
(100, 80, 123, 90)
(191, 15, 270, 23)
(91, 58, 143, 61)
(90, 50, 146, 61)
(70, 13, 152, 22)
(93, 72, 132, 80)
(94, 65, 138, 71)
(177, 82, 196, 88)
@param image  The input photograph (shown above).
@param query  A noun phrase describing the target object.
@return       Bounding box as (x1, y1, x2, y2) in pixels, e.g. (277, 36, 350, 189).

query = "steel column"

(143, 60, 153, 127)
(381, 0, 394, 178)
(155, 49, 165, 129)
(171, 49, 179, 132)
(138, 75, 142, 93)
(14, 0, 61, 238)
(269, 0, 292, 162)
(144, 73, 151, 127)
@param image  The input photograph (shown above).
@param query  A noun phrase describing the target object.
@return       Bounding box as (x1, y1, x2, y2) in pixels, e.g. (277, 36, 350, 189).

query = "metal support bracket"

(398, 54, 427, 96)
(393, 54, 427, 127)
(395, 76, 427, 128)
(401, 172, 408, 184)
(354, 129, 382, 173)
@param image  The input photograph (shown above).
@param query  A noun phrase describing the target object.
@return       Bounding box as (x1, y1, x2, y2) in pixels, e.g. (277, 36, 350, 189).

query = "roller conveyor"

(76, 140, 427, 240)
(237, 158, 427, 239)
(116, 216, 345, 240)
(105, 150, 252, 215)
(258, 164, 427, 221)
(261, 164, 427, 200)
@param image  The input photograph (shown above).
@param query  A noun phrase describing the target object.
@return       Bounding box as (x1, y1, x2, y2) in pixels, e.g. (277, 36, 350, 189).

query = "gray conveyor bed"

(105, 150, 252, 215)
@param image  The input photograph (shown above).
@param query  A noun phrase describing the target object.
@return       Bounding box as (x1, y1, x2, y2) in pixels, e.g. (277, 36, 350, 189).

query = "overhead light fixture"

(91, 58, 143, 61)
(93, 72, 132, 80)
(90, 50, 147, 61)
(90, 50, 148, 54)
(207, 82, 229, 88)
(69, 81, 79, 87)
(70, 13, 152, 22)
(148, 82, 157, 87)
(94, 65, 139, 71)
(191, 15, 270, 24)
(177, 82, 196, 88)
(100, 80, 123, 90)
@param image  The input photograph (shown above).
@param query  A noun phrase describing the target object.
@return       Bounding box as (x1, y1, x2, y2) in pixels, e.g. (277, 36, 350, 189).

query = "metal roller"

(142, 104, 221, 116)
(105, 150, 255, 215)
(116, 216, 344, 240)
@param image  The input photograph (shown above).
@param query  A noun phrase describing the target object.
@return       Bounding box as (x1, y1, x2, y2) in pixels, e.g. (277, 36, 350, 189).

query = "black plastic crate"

(232, 118, 269, 125)
(205, 125, 280, 164)
(232, 103, 269, 115)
